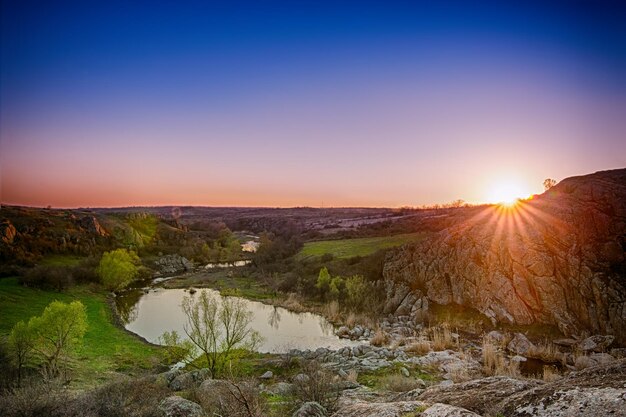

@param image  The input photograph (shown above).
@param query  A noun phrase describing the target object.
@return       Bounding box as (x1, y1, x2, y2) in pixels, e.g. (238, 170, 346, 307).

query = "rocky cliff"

(383, 169, 626, 343)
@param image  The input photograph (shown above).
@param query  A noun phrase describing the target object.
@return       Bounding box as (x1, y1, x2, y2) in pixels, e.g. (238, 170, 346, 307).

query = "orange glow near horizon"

(485, 176, 534, 207)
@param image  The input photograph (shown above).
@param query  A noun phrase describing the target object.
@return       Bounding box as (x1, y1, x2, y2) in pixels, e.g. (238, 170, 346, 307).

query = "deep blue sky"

(1, 1, 625, 207)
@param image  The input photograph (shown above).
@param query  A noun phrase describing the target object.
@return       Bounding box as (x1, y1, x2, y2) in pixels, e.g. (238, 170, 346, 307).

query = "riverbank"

(0, 277, 163, 388)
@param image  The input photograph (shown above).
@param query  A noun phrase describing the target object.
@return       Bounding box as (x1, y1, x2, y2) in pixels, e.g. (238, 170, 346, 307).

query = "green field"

(297, 232, 427, 259)
(0, 278, 162, 387)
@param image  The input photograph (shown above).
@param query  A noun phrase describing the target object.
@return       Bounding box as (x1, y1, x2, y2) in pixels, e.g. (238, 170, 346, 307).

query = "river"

(115, 286, 359, 353)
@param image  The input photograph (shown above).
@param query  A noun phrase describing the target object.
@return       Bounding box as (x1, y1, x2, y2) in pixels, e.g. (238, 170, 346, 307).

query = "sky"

(1, 0, 625, 208)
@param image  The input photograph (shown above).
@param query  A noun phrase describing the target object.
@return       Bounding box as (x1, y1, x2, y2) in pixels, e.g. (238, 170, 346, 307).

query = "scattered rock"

(158, 396, 204, 417)
(260, 370, 274, 379)
(400, 367, 410, 377)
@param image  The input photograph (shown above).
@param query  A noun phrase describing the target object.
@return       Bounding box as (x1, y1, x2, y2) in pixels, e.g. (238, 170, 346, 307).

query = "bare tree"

(181, 290, 261, 377)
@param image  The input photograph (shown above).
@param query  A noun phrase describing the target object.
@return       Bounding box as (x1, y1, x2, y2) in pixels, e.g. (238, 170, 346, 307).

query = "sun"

(487, 178, 531, 207)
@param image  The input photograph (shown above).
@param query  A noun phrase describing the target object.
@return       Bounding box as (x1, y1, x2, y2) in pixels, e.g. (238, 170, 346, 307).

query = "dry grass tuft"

(346, 369, 359, 383)
(542, 365, 561, 382)
(282, 293, 306, 312)
(323, 301, 341, 323)
(482, 339, 520, 377)
(529, 341, 565, 364)
(431, 324, 457, 351)
(370, 328, 390, 347)
(405, 339, 432, 356)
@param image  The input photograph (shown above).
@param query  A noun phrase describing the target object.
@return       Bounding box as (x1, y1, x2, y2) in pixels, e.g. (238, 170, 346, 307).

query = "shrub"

(193, 378, 266, 417)
(73, 377, 169, 417)
(291, 361, 341, 412)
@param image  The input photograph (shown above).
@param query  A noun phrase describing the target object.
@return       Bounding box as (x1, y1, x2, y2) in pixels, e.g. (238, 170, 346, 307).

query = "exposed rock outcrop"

(384, 169, 626, 342)
(497, 358, 626, 417)
(154, 254, 194, 275)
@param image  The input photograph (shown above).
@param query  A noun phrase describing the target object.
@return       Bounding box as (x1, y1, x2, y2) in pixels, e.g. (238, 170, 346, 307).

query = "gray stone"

(578, 335, 615, 352)
(507, 333, 535, 356)
(158, 396, 204, 417)
(293, 401, 328, 417)
(421, 403, 482, 417)
(260, 370, 274, 379)
(400, 366, 410, 377)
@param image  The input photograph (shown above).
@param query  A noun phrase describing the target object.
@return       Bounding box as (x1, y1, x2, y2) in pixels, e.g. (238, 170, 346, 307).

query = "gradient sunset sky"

(1, 1, 625, 208)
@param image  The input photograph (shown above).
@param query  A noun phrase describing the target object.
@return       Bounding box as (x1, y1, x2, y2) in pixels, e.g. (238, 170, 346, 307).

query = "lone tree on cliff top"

(543, 178, 557, 191)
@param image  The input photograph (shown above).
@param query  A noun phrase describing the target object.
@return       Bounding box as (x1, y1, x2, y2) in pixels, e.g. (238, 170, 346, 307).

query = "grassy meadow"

(0, 277, 162, 388)
(297, 232, 427, 260)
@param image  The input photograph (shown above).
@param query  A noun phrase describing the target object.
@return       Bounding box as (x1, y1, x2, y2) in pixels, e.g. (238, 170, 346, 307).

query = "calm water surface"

(116, 288, 358, 353)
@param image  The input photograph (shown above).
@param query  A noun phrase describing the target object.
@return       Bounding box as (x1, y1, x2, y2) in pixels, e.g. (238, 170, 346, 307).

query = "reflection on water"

(115, 288, 358, 353)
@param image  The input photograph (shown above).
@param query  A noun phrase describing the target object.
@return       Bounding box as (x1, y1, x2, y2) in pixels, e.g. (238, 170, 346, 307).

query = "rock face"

(154, 254, 194, 275)
(384, 169, 626, 342)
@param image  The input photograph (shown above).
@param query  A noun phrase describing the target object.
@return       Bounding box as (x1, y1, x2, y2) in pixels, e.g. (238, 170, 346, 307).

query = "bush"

(0, 380, 74, 417)
(291, 361, 340, 412)
(78, 377, 170, 417)
(192, 378, 266, 417)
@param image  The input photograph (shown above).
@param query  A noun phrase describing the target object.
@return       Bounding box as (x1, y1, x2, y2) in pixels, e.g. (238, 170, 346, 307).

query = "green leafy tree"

(177, 290, 261, 377)
(28, 300, 88, 377)
(344, 275, 369, 311)
(329, 276, 343, 299)
(97, 248, 140, 291)
(316, 267, 332, 297)
(8, 320, 34, 386)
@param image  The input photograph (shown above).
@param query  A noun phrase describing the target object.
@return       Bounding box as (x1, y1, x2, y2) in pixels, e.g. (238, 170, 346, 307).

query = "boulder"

(421, 403, 482, 417)
(507, 333, 535, 356)
(260, 370, 274, 379)
(293, 402, 328, 417)
(169, 369, 210, 391)
(577, 335, 615, 352)
(158, 396, 204, 417)
(417, 376, 542, 415)
(331, 399, 429, 417)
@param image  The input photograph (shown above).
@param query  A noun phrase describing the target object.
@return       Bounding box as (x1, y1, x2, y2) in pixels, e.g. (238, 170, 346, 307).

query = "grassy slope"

(0, 278, 161, 388)
(297, 232, 427, 259)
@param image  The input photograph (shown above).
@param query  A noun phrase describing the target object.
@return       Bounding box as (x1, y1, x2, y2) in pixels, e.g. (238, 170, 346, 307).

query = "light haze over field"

(1, 1, 625, 208)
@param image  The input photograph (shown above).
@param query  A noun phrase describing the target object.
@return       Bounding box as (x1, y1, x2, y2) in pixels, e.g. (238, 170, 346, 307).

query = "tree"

(344, 275, 369, 311)
(97, 249, 140, 291)
(543, 178, 557, 191)
(316, 267, 332, 297)
(28, 300, 88, 377)
(8, 320, 34, 386)
(179, 290, 261, 377)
